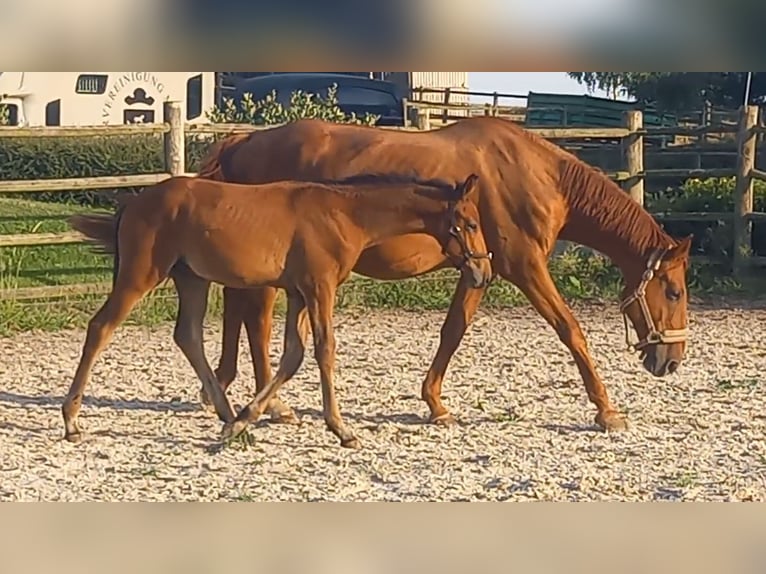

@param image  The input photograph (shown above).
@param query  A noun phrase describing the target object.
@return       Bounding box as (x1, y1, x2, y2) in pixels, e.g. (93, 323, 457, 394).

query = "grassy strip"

(1, 197, 762, 336)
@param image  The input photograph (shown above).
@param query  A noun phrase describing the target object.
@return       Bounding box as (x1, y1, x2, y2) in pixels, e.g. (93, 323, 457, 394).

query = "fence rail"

(1, 102, 764, 301)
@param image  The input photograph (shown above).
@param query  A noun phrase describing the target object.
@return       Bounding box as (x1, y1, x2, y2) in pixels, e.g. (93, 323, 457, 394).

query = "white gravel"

(1, 302, 764, 501)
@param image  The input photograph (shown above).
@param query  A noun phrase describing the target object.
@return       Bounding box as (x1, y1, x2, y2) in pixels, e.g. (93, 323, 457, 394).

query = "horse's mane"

(559, 153, 676, 256)
(196, 132, 252, 180)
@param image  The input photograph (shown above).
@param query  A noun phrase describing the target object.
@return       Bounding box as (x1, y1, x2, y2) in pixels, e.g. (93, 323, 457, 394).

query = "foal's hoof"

(595, 410, 629, 432)
(64, 431, 83, 444)
(430, 412, 457, 427)
(270, 410, 301, 426)
(340, 436, 362, 449)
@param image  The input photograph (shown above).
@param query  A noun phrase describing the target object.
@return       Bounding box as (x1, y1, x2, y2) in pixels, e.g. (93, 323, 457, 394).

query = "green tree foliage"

(567, 73, 765, 111)
(206, 84, 380, 126)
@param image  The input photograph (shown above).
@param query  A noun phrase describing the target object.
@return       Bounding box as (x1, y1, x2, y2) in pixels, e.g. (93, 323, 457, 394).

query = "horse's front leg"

(504, 253, 627, 432)
(420, 270, 487, 425)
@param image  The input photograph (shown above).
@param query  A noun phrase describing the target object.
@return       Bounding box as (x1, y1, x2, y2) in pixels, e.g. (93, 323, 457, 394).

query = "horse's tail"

(68, 195, 133, 286)
(196, 132, 250, 180)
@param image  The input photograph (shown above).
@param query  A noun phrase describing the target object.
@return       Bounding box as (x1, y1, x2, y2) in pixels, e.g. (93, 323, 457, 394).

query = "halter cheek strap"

(441, 202, 494, 270)
(443, 223, 494, 268)
(618, 247, 688, 352)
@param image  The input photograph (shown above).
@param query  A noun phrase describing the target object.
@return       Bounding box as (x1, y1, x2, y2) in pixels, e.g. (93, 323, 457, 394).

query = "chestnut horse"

(197, 117, 692, 432)
(63, 173, 493, 447)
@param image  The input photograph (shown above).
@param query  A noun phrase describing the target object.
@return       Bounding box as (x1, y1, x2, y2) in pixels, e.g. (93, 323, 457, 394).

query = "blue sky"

(467, 72, 615, 104)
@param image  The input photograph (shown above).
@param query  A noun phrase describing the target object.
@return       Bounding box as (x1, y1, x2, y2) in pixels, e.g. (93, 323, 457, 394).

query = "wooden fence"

(1, 101, 764, 301)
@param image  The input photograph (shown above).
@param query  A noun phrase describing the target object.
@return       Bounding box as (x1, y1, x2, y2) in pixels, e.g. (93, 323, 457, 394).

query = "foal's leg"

(220, 292, 310, 440)
(62, 269, 162, 443)
(504, 253, 627, 432)
(304, 283, 359, 448)
(172, 268, 235, 424)
(420, 271, 487, 426)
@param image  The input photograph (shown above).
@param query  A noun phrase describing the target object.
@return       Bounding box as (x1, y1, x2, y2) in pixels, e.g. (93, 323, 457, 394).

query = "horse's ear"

(664, 235, 693, 262)
(459, 173, 480, 200)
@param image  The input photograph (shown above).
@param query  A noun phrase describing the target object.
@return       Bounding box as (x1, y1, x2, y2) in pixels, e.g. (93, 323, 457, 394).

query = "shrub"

(206, 84, 380, 127)
(648, 177, 766, 261)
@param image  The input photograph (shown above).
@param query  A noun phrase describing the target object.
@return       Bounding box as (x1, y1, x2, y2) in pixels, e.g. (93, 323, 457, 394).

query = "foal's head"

(619, 236, 692, 377)
(440, 174, 494, 289)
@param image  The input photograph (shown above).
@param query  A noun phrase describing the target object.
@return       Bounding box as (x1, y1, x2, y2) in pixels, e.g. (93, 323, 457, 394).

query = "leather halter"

(618, 247, 688, 352)
(439, 199, 493, 270)
(444, 222, 494, 268)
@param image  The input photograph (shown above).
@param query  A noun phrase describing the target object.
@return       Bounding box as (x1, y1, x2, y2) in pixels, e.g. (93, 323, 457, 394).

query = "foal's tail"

(68, 213, 118, 254)
(68, 195, 132, 286)
(196, 132, 249, 180)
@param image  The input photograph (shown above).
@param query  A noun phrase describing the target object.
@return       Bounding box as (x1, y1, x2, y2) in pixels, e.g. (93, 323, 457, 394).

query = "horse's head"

(619, 236, 693, 377)
(442, 174, 494, 289)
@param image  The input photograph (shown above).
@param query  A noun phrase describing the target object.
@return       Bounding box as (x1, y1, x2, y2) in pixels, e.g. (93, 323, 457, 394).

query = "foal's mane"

(309, 172, 464, 201)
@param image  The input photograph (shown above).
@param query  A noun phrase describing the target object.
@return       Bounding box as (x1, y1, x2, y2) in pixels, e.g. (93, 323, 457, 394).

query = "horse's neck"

(350, 188, 444, 244)
(558, 169, 673, 283)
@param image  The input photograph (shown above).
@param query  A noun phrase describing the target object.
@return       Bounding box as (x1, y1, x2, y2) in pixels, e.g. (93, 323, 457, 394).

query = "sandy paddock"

(1, 302, 764, 501)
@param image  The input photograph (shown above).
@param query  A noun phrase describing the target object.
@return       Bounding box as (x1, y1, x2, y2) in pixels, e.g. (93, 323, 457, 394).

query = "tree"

(567, 73, 766, 111)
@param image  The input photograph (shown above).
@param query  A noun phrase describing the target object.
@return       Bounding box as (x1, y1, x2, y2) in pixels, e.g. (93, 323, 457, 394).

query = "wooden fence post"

(416, 108, 431, 131)
(442, 88, 451, 124)
(733, 104, 758, 276)
(622, 110, 644, 206)
(163, 101, 185, 176)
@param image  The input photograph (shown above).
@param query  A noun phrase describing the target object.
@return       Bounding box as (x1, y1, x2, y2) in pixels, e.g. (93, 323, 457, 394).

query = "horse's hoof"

(595, 410, 629, 432)
(430, 412, 457, 427)
(221, 420, 249, 443)
(270, 410, 301, 426)
(340, 436, 362, 449)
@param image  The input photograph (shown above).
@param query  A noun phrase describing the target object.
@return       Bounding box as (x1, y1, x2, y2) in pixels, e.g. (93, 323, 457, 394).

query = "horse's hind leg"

(211, 286, 246, 394)
(206, 286, 297, 423)
(222, 291, 309, 439)
(242, 287, 301, 424)
(171, 265, 235, 424)
(62, 275, 160, 443)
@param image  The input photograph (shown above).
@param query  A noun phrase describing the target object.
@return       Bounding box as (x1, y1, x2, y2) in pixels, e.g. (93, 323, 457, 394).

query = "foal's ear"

(458, 173, 480, 200)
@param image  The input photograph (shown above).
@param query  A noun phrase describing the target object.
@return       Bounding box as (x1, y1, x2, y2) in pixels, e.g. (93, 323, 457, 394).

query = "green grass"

(0, 198, 111, 288)
(1, 196, 764, 336)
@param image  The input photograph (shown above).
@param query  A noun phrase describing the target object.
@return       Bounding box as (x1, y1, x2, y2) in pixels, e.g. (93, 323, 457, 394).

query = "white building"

(0, 71, 470, 127)
(0, 72, 216, 127)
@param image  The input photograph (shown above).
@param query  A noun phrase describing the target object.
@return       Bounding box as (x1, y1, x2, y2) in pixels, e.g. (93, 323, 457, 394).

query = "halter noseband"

(618, 247, 688, 352)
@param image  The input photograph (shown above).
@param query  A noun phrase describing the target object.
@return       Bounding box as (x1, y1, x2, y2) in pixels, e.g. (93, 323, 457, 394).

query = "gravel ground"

(1, 302, 765, 501)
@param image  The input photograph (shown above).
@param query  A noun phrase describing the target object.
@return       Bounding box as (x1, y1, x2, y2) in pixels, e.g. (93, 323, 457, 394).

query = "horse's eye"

(666, 286, 682, 301)
(466, 221, 478, 232)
